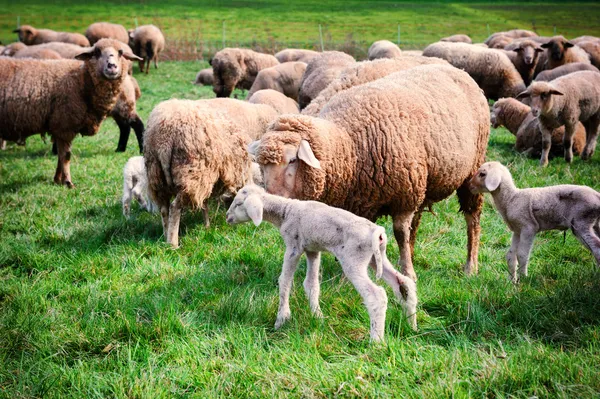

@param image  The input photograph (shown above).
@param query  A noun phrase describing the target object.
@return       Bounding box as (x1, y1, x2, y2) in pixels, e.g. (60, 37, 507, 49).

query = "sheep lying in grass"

(122, 156, 157, 218)
(14, 24, 90, 46)
(469, 161, 600, 282)
(226, 184, 418, 341)
(517, 71, 600, 166)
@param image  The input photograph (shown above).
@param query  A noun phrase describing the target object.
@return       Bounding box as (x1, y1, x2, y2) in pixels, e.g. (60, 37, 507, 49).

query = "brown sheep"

(502, 39, 544, 85)
(491, 98, 586, 158)
(129, 25, 165, 74)
(535, 62, 599, 82)
(247, 61, 307, 101)
(194, 68, 214, 86)
(486, 34, 515, 49)
(253, 64, 490, 281)
(576, 40, 600, 68)
(570, 36, 599, 45)
(423, 41, 526, 100)
(86, 22, 129, 45)
(367, 40, 402, 60)
(274, 48, 320, 63)
(1, 42, 27, 56)
(0, 39, 141, 187)
(14, 48, 62, 59)
(248, 89, 300, 114)
(517, 71, 600, 165)
(302, 55, 449, 117)
(113, 75, 144, 153)
(211, 48, 280, 98)
(440, 34, 472, 44)
(541, 36, 591, 70)
(13, 25, 89, 47)
(297, 51, 355, 110)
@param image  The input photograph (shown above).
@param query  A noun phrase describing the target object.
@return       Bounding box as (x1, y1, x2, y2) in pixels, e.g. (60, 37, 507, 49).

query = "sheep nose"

(226, 215, 233, 224)
(107, 62, 118, 71)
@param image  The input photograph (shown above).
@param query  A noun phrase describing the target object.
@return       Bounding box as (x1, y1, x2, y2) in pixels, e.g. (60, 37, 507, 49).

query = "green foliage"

(1, 59, 600, 397)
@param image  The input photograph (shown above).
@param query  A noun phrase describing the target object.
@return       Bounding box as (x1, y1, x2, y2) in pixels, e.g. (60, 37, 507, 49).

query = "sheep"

(469, 161, 600, 282)
(491, 97, 586, 158)
(502, 39, 544, 85)
(85, 22, 129, 45)
(211, 48, 280, 98)
(226, 184, 418, 341)
(129, 24, 165, 74)
(423, 41, 526, 100)
(576, 40, 600, 68)
(194, 68, 214, 86)
(485, 29, 538, 47)
(10, 42, 90, 59)
(297, 51, 355, 110)
(440, 34, 472, 44)
(122, 155, 157, 218)
(487, 34, 515, 49)
(517, 71, 600, 166)
(13, 25, 90, 47)
(113, 75, 144, 153)
(302, 55, 449, 117)
(0, 39, 141, 187)
(1, 42, 26, 56)
(540, 36, 591, 70)
(253, 64, 490, 281)
(367, 40, 402, 60)
(274, 48, 320, 63)
(534, 62, 599, 82)
(570, 35, 599, 45)
(14, 48, 62, 59)
(246, 61, 307, 102)
(248, 89, 300, 114)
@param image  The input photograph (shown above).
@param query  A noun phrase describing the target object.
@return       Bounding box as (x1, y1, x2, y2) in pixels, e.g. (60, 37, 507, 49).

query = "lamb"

(440, 34, 472, 44)
(86, 22, 129, 45)
(129, 24, 165, 74)
(469, 161, 600, 282)
(253, 64, 490, 281)
(302, 55, 448, 116)
(211, 48, 280, 98)
(113, 75, 144, 153)
(246, 61, 307, 102)
(274, 48, 320, 63)
(540, 36, 591, 70)
(248, 89, 300, 114)
(491, 98, 586, 158)
(297, 51, 355, 110)
(13, 25, 90, 47)
(225, 184, 418, 341)
(502, 39, 544, 85)
(367, 40, 402, 60)
(0, 39, 141, 187)
(534, 62, 599, 82)
(194, 68, 214, 86)
(576, 40, 600, 68)
(516, 71, 600, 166)
(122, 156, 157, 218)
(423, 41, 526, 99)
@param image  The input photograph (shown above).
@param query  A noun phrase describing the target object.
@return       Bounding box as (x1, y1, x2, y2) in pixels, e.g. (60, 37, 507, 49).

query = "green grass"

(2, 37, 600, 399)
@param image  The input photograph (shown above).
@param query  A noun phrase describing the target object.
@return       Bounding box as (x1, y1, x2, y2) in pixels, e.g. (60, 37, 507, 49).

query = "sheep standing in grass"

(469, 161, 600, 282)
(129, 25, 165, 74)
(123, 156, 156, 218)
(367, 40, 402, 60)
(534, 63, 599, 82)
(13, 25, 90, 46)
(540, 36, 591, 70)
(86, 22, 129, 45)
(274, 48, 320, 63)
(517, 71, 600, 166)
(113, 75, 144, 153)
(253, 64, 490, 281)
(0, 39, 141, 187)
(226, 184, 418, 341)
(194, 68, 214, 86)
(247, 61, 307, 102)
(248, 89, 299, 114)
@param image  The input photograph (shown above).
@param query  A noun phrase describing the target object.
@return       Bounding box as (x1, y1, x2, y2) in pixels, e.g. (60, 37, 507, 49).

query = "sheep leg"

(145, 58, 150, 75)
(572, 220, 600, 266)
(1, 139, 6, 150)
(409, 209, 423, 258)
(202, 203, 210, 228)
(303, 251, 323, 318)
(457, 183, 483, 276)
(54, 139, 74, 188)
(562, 122, 576, 163)
(114, 114, 130, 152)
(506, 232, 520, 283)
(166, 194, 182, 248)
(138, 60, 145, 74)
(131, 115, 145, 154)
(516, 228, 536, 279)
(154, 55, 159, 69)
(160, 205, 169, 240)
(393, 211, 417, 281)
(275, 248, 302, 330)
(539, 125, 553, 167)
(122, 183, 132, 219)
(581, 116, 600, 160)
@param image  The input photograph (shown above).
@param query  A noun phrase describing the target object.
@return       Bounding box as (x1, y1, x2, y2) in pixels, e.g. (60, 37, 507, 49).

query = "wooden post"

(319, 24, 324, 51)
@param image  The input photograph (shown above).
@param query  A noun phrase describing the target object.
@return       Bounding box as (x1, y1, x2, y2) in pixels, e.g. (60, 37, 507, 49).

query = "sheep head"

(76, 39, 142, 81)
(541, 36, 574, 61)
(516, 82, 564, 117)
(468, 162, 508, 194)
(226, 185, 265, 226)
(513, 40, 544, 65)
(13, 25, 36, 44)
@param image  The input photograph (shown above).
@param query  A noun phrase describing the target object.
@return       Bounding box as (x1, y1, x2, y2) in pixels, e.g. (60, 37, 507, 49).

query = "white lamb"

(122, 156, 157, 218)
(226, 184, 418, 342)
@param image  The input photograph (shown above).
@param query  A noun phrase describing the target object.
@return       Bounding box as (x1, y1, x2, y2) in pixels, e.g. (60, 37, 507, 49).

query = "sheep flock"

(2, 21, 600, 343)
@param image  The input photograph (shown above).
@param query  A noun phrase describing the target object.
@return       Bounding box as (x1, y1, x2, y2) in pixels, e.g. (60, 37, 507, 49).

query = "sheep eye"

(118, 49, 124, 57)
(540, 93, 548, 99)
(480, 172, 486, 178)
(93, 48, 101, 58)
(289, 157, 297, 164)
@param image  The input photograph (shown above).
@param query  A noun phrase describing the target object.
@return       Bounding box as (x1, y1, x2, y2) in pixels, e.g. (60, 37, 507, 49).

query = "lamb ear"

(247, 140, 261, 156)
(75, 49, 94, 61)
(244, 195, 263, 226)
(298, 139, 321, 169)
(485, 168, 502, 192)
(121, 51, 143, 61)
(549, 89, 564, 96)
(516, 91, 530, 100)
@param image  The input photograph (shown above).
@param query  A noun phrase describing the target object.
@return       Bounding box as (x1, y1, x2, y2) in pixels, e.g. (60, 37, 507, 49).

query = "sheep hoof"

(274, 315, 290, 330)
(65, 181, 75, 189)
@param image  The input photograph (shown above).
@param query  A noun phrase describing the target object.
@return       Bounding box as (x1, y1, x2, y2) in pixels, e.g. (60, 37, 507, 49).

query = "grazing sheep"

(297, 51, 355, 110)
(246, 61, 307, 102)
(194, 68, 214, 86)
(253, 64, 490, 281)
(302, 55, 448, 117)
(491, 98, 586, 158)
(14, 48, 62, 59)
(423, 41, 526, 100)
(248, 89, 300, 114)
(440, 34, 472, 44)
(1, 42, 26, 56)
(0, 39, 141, 187)
(13, 25, 90, 47)
(129, 24, 165, 74)
(469, 161, 600, 282)
(576, 40, 600, 68)
(113, 75, 144, 153)
(570, 35, 599, 45)
(534, 62, 599, 82)
(226, 184, 418, 341)
(517, 71, 600, 165)
(86, 22, 129, 45)
(541, 36, 591, 70)
(274, 48, 320, 63)
(367, 40, 402, 60)
(211, 48, 280, 98)
(123, 155, 157, 218)
(502, 39, 544, 85)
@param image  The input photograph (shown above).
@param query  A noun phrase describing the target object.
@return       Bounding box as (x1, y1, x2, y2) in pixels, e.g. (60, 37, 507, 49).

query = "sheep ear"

(298, 140, 321, 169)
(247, 140, 261, 156)
(516, 91, 530, 100)
(122, 51, 143, 61)
(485, 168, 502, 192)
(549, 89, 564, 96)
(541, 42, 550, 49)
(244, 195, 263, 226)
(534, 47, 544, 53)
(564, 41, 574, 48)
(75, 49, 94, 61)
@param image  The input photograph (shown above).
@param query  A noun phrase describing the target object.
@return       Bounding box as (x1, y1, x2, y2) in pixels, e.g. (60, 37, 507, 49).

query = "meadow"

(1, 2, 600, 397)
